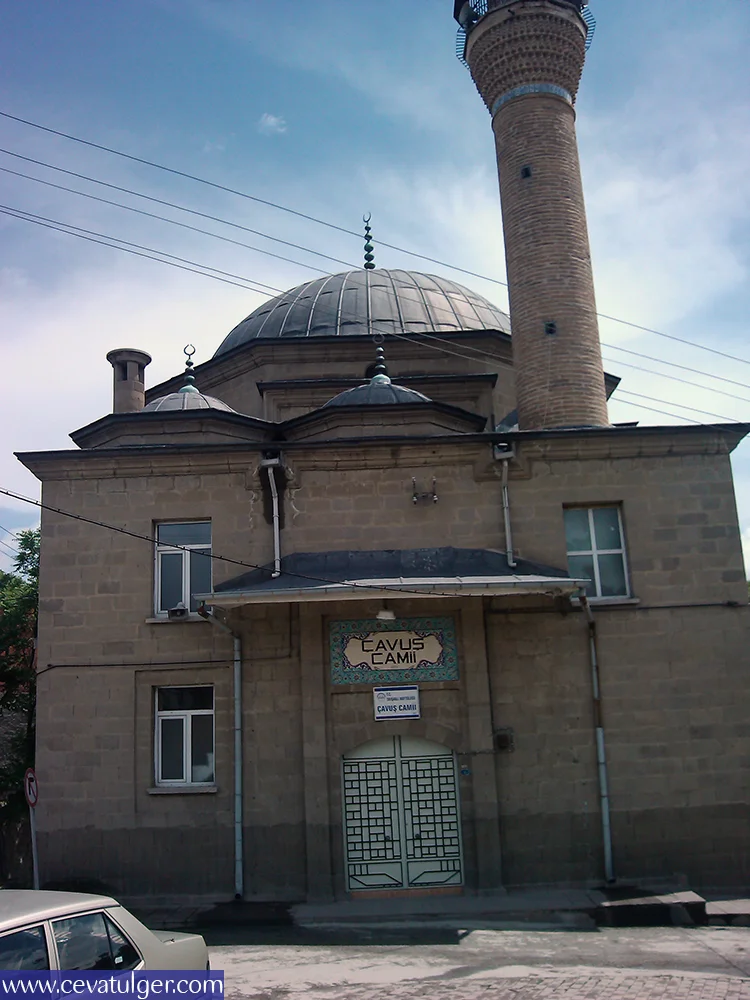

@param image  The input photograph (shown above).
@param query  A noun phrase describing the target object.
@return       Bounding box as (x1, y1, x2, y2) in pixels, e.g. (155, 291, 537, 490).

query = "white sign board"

(373, 685, 421, 721)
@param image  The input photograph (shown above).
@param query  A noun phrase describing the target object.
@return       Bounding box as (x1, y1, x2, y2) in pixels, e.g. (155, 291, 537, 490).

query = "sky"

(0, 0, 749, 573)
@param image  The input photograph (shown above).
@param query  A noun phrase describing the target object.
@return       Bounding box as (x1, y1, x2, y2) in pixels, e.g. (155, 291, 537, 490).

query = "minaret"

(455, 0, 608, 429)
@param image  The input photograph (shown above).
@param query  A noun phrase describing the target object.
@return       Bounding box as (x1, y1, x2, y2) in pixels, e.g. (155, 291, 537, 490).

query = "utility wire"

(0, 538, 18, 559)
(0, 487, 538, 602)
(0, 165, 334, 276)
(0, 111, 506, 285)
(599, 357, 750, 404)
(609, 398, 700, 425)
(615, 390, 733, 423)
(1, 112, 749, 367)
(0, 149, 357, 271)
(3, 203, 746, 427)
(0, 525, 20, 541)
(0, 206, 279, 296)
(603, 343, 750, 392)
(3, 175, 746, 403)
(4, 168, 746, 401)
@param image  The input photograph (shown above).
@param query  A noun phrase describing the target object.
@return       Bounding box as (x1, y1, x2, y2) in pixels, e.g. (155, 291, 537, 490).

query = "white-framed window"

(155, 686, 215, 786)
(154, 521, 211, 616)
(564, 506, 630, 599)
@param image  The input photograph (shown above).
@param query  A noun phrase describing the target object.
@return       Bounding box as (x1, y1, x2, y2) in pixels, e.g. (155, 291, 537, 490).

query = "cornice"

(16, 423, 747, 481)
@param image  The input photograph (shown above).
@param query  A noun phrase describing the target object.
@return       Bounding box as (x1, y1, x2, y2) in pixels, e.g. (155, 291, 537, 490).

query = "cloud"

(257, 113, 287, 136)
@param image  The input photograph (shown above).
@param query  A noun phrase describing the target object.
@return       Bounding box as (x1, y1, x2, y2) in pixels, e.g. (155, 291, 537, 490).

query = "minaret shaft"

(464, 0, 608, 429)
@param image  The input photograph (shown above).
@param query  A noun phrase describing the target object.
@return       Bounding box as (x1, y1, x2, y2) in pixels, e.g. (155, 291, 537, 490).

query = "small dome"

(214, 269, 510, 355)
(325, 380, 431, 408)
(143, 387, 236, 413)
(323, 344, 431, 409)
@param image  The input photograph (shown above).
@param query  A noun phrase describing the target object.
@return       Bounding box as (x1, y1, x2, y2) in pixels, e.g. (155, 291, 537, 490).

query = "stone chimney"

(457, 0, 608, 429)
(106, 348, 152, 413)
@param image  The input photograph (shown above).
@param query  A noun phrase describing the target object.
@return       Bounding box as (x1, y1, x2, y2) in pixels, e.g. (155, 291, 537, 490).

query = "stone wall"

(30, 427, 749, 896)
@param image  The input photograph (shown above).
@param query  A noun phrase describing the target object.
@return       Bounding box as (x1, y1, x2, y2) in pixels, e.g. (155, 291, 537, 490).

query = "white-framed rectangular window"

(564, 506, 630, 599)
(155, 686, 215, 786)
(155, 521, 211, 616)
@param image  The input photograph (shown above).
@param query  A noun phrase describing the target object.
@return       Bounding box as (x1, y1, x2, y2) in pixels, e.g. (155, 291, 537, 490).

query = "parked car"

(0, 891, 209, 971)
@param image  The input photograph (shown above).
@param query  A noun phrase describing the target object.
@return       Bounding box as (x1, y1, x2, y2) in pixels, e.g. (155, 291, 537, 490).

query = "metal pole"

(29, 806, 39, 890)
(580, 594, 615, 884)
(261, 458, 282, 578)
(501, 457, 517, 568)
(232, 635, 244, 900)
(197, 607, 244, 899)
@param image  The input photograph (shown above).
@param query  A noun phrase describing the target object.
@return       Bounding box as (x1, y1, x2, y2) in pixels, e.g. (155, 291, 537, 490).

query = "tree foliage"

(0, 529, 40, 820)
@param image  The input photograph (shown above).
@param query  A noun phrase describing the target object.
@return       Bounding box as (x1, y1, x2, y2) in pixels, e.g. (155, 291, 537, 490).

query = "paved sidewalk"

(213, 926, 750, 1000)
(291, 888, 603, 929)
(273, 976, 748, 999)
(128, 887, 750, 932)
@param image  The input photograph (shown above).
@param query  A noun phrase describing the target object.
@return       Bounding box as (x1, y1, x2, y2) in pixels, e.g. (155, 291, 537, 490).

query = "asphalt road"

(206, 924, 750, 999)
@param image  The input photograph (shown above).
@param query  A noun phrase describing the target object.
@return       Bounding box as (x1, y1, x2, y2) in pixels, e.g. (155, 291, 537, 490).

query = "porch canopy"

(198, 547, 585, 606)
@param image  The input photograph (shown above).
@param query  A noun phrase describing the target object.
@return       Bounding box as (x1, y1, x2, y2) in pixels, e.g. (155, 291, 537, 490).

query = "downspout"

(579, 593, 615, 884)
(261, 456, 282, 578)
(198, 606, 244, 899)
(494, 445, 517, 568)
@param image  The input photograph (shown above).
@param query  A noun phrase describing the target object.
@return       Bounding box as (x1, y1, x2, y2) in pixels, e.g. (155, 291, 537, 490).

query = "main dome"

(213, 269, 510, 356)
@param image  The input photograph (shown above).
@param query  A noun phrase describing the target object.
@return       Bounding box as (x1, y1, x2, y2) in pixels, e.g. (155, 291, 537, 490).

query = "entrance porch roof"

(197, 547, 585, 606)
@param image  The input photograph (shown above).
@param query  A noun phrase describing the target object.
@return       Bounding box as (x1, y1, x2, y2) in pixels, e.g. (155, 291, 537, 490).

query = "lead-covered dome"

(214, 269, 510, 356)
(143, 385, 236, 413)
(324, 348, 432, 409)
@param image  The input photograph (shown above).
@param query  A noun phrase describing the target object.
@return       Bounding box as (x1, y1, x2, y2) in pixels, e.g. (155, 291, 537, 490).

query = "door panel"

(343, 736, 463, 891)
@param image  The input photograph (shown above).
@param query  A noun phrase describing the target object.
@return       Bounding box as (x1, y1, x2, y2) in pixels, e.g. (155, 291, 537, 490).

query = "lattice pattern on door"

(343, 759, 400, 871)
(402, 755, 462, 887)
(342, 737, 463, 891)
(402, 756, 461, 858)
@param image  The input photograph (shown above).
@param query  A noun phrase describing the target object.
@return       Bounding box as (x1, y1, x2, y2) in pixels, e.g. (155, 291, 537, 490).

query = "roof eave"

(199, 576, 584, 606)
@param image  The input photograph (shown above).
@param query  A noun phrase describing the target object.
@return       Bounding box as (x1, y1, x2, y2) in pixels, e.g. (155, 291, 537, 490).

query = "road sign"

(24, 768, 38, 808)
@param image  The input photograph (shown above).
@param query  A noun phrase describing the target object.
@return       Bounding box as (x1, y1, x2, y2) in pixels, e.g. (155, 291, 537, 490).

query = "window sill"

(148, 785, 218, 795)
(145, 616, 208, 624)
(572, 596, 640, 607)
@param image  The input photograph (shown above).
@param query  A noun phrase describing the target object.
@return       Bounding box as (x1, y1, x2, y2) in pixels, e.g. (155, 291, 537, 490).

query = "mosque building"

(18, 0, 749, 902)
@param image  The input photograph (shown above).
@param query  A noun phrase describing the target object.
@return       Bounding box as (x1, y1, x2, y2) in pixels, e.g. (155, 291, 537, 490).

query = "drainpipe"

(198, 606, 244, 899)
(260, 456, 282, 578)
(494, 445, 517, 568)
(579, 593, 615, 884)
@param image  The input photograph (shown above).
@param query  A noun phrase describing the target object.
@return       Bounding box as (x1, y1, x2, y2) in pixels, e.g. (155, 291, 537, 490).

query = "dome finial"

(363, 213, 375, 270)
(369, 335, 391, 385)
(179, 343, 200, 394)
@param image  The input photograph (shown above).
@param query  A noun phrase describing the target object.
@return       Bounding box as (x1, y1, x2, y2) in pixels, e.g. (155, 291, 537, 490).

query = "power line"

(0, 149, 357, 271)
(0, 525, 20, 541)
(0, 165, 335, 276)
(597, 312, 750, 367)
(3, 202, 746, 427)
(2, 112, 749, 366)
(0, 111, 509, 287)
(603, 343, 750, 392)
(0, 487, 518, 602)
(2, 172, 744, 404)
(0, 206, 280, 296)
(0, 538, 18, 559)
(4, 167, 748, 400)
(615, 390, 734, 423)
(600, 356, 750, 404)
(609, 397, 700, 425)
